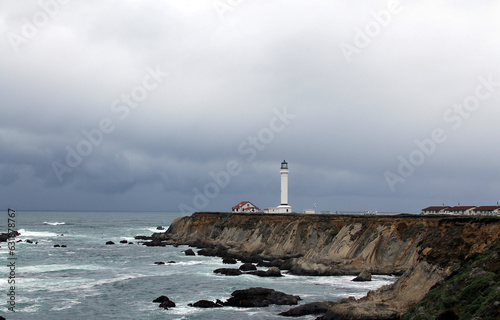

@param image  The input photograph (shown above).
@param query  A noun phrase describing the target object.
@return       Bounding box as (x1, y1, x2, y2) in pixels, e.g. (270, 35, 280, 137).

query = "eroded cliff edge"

(160, 212, 500, 318)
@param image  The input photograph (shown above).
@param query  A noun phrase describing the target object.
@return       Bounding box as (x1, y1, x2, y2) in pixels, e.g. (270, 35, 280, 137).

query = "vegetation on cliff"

(402, 237, 500, 320)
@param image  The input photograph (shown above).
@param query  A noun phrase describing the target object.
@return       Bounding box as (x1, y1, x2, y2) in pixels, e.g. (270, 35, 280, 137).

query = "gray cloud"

(1, 1, 500, 212)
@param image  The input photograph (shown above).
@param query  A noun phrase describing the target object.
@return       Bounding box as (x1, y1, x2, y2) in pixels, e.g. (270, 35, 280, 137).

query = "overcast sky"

(1, 0, 500, 213)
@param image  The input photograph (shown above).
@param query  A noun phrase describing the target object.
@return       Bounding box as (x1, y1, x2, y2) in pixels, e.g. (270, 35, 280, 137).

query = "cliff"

(401, 237, 500, 319)
(161, 212, 500, 318)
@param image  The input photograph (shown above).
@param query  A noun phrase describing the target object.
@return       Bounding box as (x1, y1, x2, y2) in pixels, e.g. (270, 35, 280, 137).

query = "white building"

(232, 201, 262, 213)
(264, 160, 293, 214)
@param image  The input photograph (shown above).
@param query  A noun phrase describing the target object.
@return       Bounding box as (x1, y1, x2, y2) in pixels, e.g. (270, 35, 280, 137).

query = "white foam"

(19, 272, 147, 294)
(18, 229, 59, 238)
(20, 263, 105, 273)
(50, 299, 81, 311)
(43, 221, 66, 226)
(175, 261, 204, 266)
(148, 227, 167, 233)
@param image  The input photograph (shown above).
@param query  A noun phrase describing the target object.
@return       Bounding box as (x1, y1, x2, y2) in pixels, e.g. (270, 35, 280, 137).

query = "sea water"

(0, 211, 397, 319)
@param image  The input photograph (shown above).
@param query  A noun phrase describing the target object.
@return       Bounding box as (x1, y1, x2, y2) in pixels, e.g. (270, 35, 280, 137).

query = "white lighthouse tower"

(280, 160, 289, 206)
(265, 160, 292, 213)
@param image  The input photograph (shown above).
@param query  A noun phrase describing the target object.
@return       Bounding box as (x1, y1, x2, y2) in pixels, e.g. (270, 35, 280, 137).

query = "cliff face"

(164, 212, 500, 318)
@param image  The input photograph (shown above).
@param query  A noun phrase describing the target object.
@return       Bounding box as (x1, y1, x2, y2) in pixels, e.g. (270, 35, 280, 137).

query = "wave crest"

(43, 221, 66, 226)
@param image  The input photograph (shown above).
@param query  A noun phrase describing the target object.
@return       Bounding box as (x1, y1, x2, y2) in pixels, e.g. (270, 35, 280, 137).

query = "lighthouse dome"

(281, 160, 288, 169)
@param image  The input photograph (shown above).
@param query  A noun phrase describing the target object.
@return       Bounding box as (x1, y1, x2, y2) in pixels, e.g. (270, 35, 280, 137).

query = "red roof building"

(421, 206, 450, 214)
(472, 206, 500, 215)
(232, 201, 262, 213)
(447, 206, 476, 214)
(422, 204, 500, 216)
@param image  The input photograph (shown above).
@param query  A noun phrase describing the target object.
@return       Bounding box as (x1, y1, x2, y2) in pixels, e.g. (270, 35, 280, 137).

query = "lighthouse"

(280, 160, 289, 206)
(264, 160, 292, 213)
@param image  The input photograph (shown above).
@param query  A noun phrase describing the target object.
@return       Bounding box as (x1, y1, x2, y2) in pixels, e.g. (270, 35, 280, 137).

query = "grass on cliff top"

(402, 237, 500, 320)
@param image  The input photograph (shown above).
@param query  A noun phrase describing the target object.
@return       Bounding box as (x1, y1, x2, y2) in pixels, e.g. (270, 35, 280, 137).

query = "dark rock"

(134, 235, 152, 240)
(223, 257, 238, 264)
(153, 295, 176, 309)
(105, 241, 115, 245)
(128, 242, 134, 244)
(189, 300, 223, 308)
(248, 267, 282, 277)
(239, 254, 263, 264)
(214, 268, 242, 276)
(239, 263, 257, 271)
(151, 232, 169, 240)
(119, 240, 128, 244)
(26, 239, 33, 244)
(184, 248, 196, 256)
(54, 244, 60, 247)
(224, 287, 301, 307)
(279, 301, 334, 317)
(265, 266, 282, 277)
(0, 230, 20, 242)
(153, 295, 169, 303)
(168, 261, 176, 264)
(280, 259, 294, 270)
(352, 270, 372, 282)
(198, 247, 226, 257)
(156, 226, 165, 230)
(270, 259, 285, 268)
(247, 270, 267, 276)
(257, 260, 272, 267)
(143, 240, 166, 247)
(159, 299, 176, 309)
(61, 245, 67, 248)
(154, 261, 165, 265)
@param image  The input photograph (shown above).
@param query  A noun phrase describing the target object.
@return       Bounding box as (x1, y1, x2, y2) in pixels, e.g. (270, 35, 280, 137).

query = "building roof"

(448, 206, 476, 211)
(422, 206, 450, 211)
(232, 201, 260, 210)
(473, 206, 500, 211)
(232, 201, 249, 209)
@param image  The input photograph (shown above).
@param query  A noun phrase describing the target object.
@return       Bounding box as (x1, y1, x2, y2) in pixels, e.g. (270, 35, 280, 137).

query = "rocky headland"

(150, 212, 500, 319)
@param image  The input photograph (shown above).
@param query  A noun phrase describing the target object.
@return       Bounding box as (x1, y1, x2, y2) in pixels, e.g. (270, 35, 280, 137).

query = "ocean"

(0, 211, 397, 319)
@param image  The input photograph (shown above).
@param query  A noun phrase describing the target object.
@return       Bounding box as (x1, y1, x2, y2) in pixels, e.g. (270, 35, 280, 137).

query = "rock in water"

(213, 268, 242, 276)
(222, 257, 238, 264)
(105, 241, 115, 245)
(265, 266, 282, 277)
(239, 263, 257, 271)
(184, 248, 196, 256)
(224, 287, 301, 307)
(153, 295, 176, 309)
(280, 301, 335, 317)
(189, 300, 223, 308)
(153, 295, 169, 303)
(352, 270, 372, 282)
(247, 267, 283, 277)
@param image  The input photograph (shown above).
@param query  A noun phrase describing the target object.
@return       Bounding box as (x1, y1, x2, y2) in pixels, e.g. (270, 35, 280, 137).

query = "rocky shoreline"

(142, 212, 500, 319)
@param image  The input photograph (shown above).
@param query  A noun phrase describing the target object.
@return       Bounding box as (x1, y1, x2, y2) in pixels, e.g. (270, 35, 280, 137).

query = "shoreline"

(146, 212, 500, 319)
